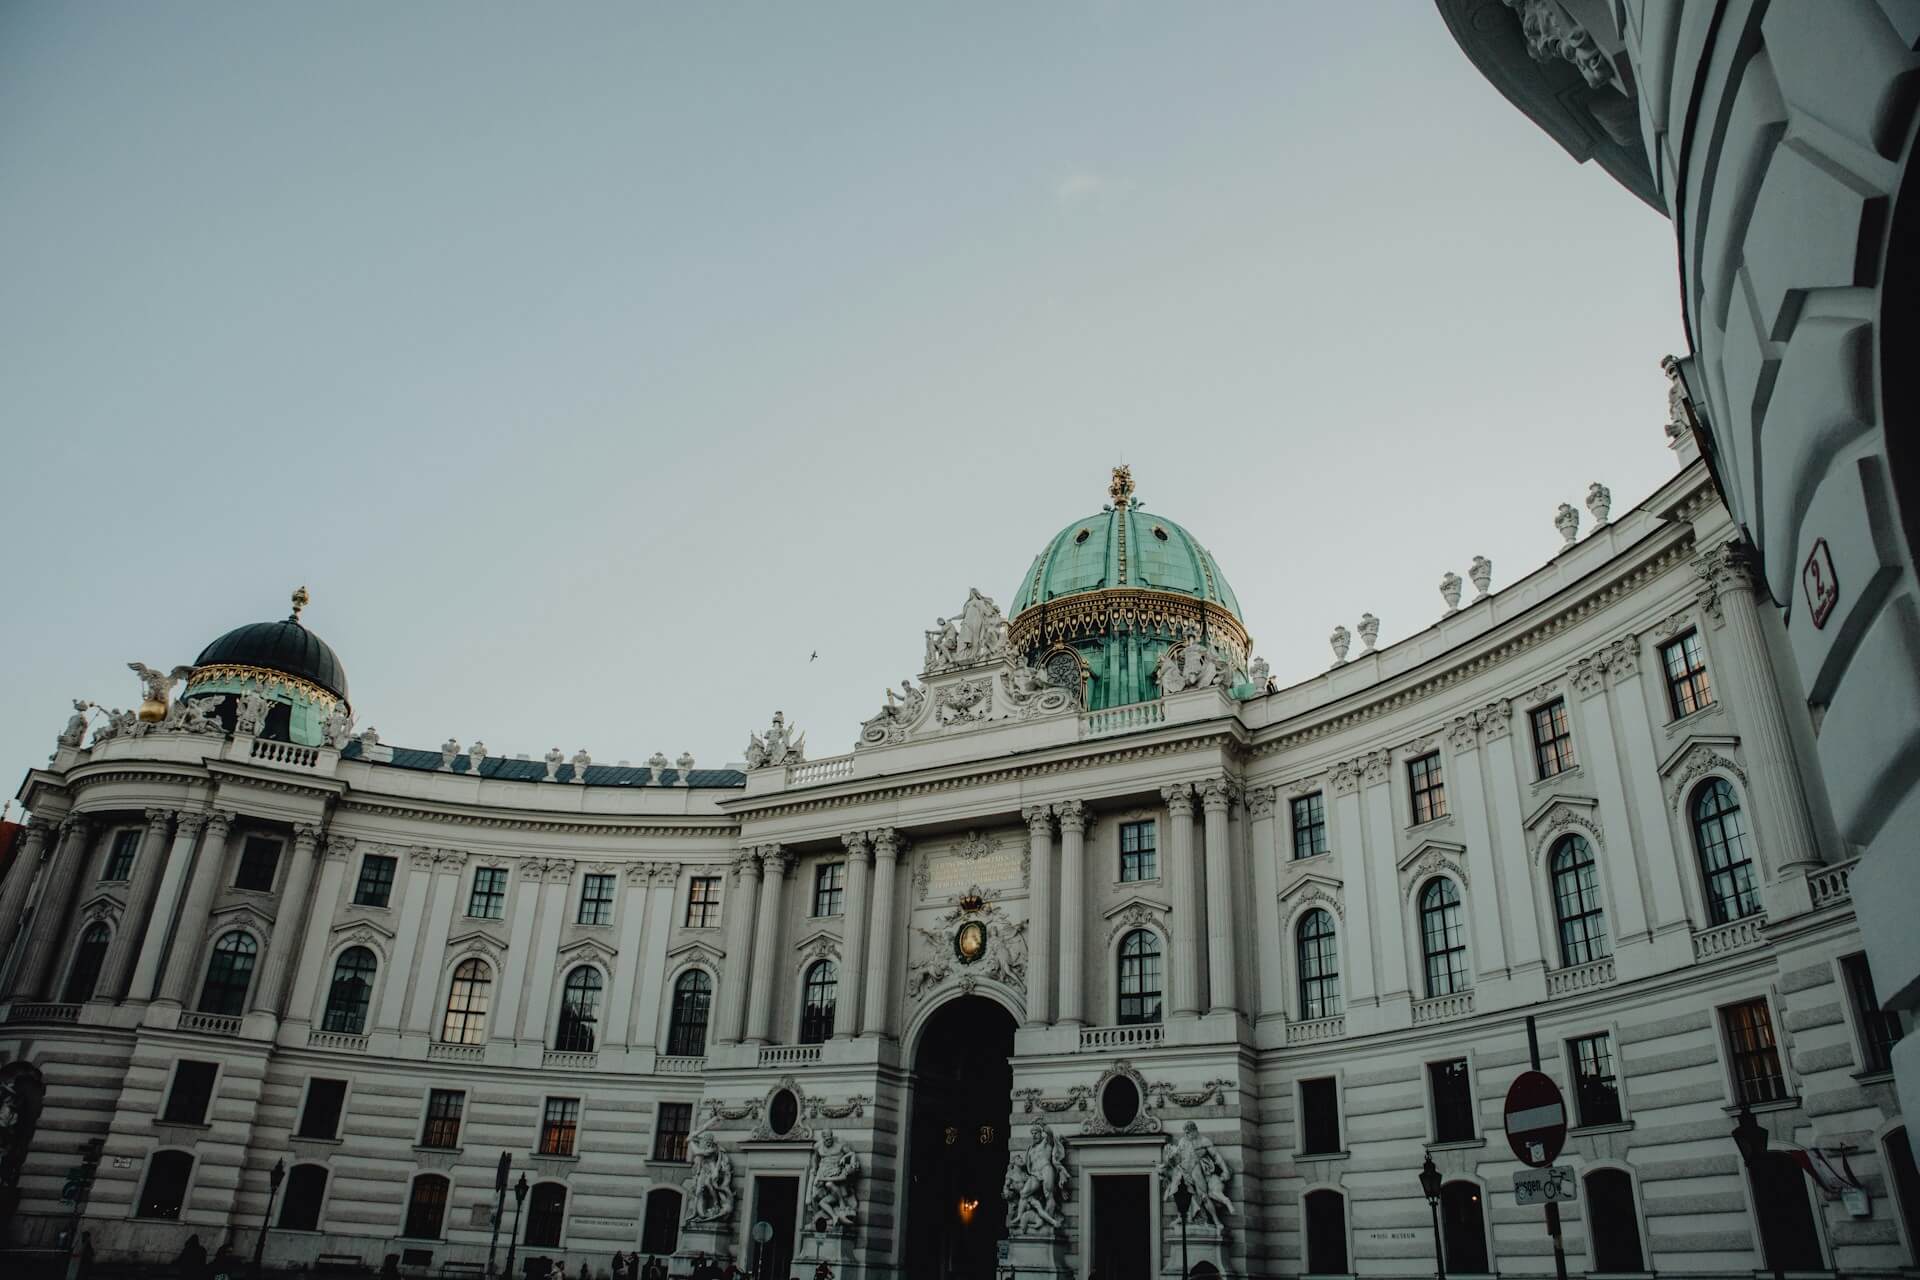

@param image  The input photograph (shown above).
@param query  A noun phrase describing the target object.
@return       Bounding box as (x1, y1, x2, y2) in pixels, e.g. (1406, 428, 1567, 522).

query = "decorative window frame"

(193, 919, 266, 1013)
(1105, 911, 1170, 1028)
(1293, 1071, 1347, 1160)
(1561, 1020, 1633, 1130)
(1299, 1182, 1354, 1274)
(1576, 1161, 1651, 1274)
(315, 937, 385, 1033)
(1423, 1050, 1483, 1147)
(95, 823, 143, 883)
(294, 1075, 352, 1142)
(229, 829, 288, 895)
(1279, 882, 1344, 1022)
(277, 1161, 334, 1233)
(60, 908, 117, 1000)
(1713, 986, 1800, 1108)
(157, 1058, 223, 1130)
(572, 866, 622, 929)
(550, 957, 613, 1051)
(659, 961, 717, 1056)
(398, 1170, 454, 1241)
(795, 952, 841, 1044)
(1110, 810, 1163, 886)
(413, 1085, 468, 1154)
(132, 1146, 200, 1222)
(434, 944, 503, 1044)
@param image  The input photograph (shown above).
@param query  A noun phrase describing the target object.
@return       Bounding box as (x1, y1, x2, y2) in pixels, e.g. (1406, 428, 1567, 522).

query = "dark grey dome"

(194, 618, 348, 702)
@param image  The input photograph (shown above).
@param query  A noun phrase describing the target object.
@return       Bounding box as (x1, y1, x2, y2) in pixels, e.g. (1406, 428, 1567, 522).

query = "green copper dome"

(1009, 468, 1250, 711)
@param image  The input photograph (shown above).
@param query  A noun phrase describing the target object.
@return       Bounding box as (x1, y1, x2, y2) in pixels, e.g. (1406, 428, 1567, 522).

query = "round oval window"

(1100, 1076, 1140, 1130)
(769, 1089, 800, 1137)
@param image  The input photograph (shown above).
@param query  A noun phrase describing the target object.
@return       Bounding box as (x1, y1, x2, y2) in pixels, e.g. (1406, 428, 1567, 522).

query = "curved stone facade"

(1, 460, 1909, 1277)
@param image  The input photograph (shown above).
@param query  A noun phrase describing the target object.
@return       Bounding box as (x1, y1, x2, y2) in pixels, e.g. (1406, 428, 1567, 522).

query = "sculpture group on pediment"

(935, 680, 990, 726)
(923, 589, 1010, 674)
(165, 695, 227, 735)
(745, 712, 805, 770)
(858, 679, 927, 747)
(1154, 629, 1229, 697)
(235, 690, 273, 736)
(321, 703, 354, 749)
(127, 662, 192, 720)
(57, 700, 92, 749)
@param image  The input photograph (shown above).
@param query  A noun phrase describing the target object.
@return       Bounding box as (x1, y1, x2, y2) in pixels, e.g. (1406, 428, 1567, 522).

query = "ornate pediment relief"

(1397, 837, 1467, 875)
(556, 934, 617, 965)
(76, 893, 123, 926)
(1658, 734, 1742, 779)
(1278, 870, 1343, 906)
(445, 928, 508, 967)
(792, 930, 841, 964)
(208, 902, 273, 936)
(1522, 792, 1598, 832)
(667, 939, 725, 965)
(1660, 737, 1748, 813)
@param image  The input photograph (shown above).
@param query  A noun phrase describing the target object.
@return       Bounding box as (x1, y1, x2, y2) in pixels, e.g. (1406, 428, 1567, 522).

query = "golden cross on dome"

(1109, 464, 1135, 507)
(290, 585, 310, 622)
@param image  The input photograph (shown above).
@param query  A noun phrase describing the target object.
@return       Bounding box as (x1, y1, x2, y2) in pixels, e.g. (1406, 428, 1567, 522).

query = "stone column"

(156, 811, 235, 1006)
(1023, 806, 1056, 1027)
(835, 833, 873, 1039)
(251, 823, 324, 1017)
(403, 852, 465, 1034)
(520, 860, 574, 1044)
(1696, 544, 1824, 880)
(1359, 753, 1410, 1002)
(1328, 763, 1378, 1008)
(0, 820, 52, 991)
(1444, 720, 1511, 977)
(379, 851, 438, 1031)
(1569, 658, 1653, 947)
(285, 838, 352, 1026)
(629, 864, 679, 1050)
(128, 814, 210, 1003)
(492, 863, 544, 1044)
(1476, 706, 1546, 973)
(1245, 788, 1287, 1022)
(862, 829, 903, 1038)
(714, 852, 761, 1045)
(743, 846, 793, 1044)
(1600, 639, 1691, 934)
(14, 816, 99, 998)
(1055, 803, 1088, 1027)
(608, 863, 652, 1046)
(90, 811, 171, 1001)
(1162, 784, 1203, 1019)
(1198, 779, 1239, 1015)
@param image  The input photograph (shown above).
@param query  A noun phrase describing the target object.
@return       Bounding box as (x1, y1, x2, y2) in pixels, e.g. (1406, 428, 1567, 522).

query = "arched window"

(197, 931, 257, 1015)
(136, 1150, 194, 1219)
(641, 1187, 683, 1256)
(1419, 878, 1468, 997)
(667, 970, 712, 1057)
(321, 946, 377, 1034)
(1886, 1127, 1920, 1265)
(403, 1174, 449, 1240)
(1549, 835, 1610, 966)
(1304, 1188, 1348, 1273)
(554, 965, 602, 1052)
(524, 1181, 568, 1247)
(1439, 1181, 1488, 1273)
(278, 1164, 329, 1232)
(62, 922, 111, 1003)
(1117, 929, 1162, 1026)
(1692, 779, 1760, 923)
(1296, 909, 1341, 1020)
(799, 960, 837, 1044)
(441, 959, 492, 1044)
(1583, 1169, 1644, 1272)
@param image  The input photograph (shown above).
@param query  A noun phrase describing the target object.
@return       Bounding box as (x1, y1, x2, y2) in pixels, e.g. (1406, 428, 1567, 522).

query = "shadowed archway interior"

(905, 995, 1017, 1280)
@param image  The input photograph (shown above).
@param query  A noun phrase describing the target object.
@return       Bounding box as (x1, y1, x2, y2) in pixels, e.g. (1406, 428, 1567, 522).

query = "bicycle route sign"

(1513, 1165, 1577, 1205)
(1503, 1069, 1568, 1167)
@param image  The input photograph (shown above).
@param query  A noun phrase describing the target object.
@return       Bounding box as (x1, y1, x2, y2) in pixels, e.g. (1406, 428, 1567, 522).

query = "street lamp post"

(1419, 1152, 1446, 1280)
(504, 1173, 530, 1280)
(253, 1158, 286, 1279)
(487, 1153, 512, 1278)
(1171, 1184, 1192, 1280)
(1732, 1104, 1785, 1280)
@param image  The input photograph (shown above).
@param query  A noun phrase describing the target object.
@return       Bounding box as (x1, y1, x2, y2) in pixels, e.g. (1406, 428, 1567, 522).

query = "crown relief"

(1531, 804, 1604, 862)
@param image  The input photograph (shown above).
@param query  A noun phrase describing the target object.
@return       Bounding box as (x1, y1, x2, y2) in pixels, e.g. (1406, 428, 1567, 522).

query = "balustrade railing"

(1284, 1015, 1346, 1044)
(542, 1050, 597, 1070)
(1411, 991, 1475, 1025)
(179, 1011, 242, 1036)
(786, 755, 855, 787)
(759, 1044, 822, 1067)
(5, 1002, 79, 1025)
(307, 1030, 368, 1052)
(249, 738, 320, 769)
(1692, 914, 1766, 960)
(428, 1042, 485, 1063)
(1808, 858, 1858, 909)
(1081, 702, 1166, 739)
(656, 1055, 706, 1074)
(1078, 1023, 1164, 1051)
(1546, 957, 1616, 998)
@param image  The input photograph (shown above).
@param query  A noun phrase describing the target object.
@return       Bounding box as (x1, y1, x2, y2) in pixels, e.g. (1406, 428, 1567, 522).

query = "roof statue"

(745, 711, 805, 770)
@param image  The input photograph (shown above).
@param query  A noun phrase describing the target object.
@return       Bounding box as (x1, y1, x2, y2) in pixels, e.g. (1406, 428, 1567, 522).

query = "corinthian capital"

(291, 822, 324, 850)
(1054, 799, 1087, 835)
(1161, 783, 1195, 815)
(756, 845, 795, 876)
(841, 830, 873, 858)
(144, 808, 175, 830)
(871, 829, 906, 860)
(1021, 806, 1054, 834)
(1197, 778, 1235, 813)
(1245, 787, 1277, 820)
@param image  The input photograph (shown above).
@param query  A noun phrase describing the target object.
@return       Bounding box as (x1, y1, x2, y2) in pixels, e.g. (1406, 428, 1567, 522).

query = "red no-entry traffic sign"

(1504, 1070, 1567, 1168)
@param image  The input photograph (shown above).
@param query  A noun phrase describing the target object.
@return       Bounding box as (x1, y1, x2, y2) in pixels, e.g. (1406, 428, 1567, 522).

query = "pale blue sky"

(0, 4, 1685, 788)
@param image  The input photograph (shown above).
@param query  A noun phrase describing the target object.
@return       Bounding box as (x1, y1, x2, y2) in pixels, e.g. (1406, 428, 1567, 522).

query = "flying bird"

(810, 651, 818, 662)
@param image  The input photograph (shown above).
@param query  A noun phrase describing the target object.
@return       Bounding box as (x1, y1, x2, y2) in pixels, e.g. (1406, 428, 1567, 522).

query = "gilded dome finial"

(1109, 464, 1135, 508)
(290, 585, 310, 622)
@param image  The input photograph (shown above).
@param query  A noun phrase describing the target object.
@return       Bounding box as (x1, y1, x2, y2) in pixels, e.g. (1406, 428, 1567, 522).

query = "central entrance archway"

(904, 995, 1016, 1280)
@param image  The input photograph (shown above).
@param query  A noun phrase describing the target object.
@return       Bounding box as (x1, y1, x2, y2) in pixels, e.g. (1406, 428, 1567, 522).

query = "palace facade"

(1, 438, 1913, 1279)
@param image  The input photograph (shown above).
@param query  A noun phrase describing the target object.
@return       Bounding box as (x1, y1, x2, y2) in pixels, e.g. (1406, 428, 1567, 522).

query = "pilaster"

(743, 845, 793, 1044)
(1245, 787, 1286, 1023)
(1162, 784, 1202, 1020)
(1023, 805, 1056, 1027)
(1198, 778, 1239, 1015)
(835, 833, 873, 1038)
(1055, 802, 1088, 1027)
(95, 809, 174, 1002)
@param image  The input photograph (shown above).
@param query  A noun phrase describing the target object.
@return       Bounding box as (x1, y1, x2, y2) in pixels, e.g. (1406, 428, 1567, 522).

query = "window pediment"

(666, 939, 725, 965)
(1279, 870, 1343, 905)
(556, 935, 617, 965)
(1102, 894, 1172, 921)
(1522, 792, 1598, 832)
(1656, 733, 1741, 779)
(1397, 838, 1467, 875)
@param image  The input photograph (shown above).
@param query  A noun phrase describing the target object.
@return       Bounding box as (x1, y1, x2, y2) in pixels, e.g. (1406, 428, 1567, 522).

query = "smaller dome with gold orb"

(184, 586, 350, 747)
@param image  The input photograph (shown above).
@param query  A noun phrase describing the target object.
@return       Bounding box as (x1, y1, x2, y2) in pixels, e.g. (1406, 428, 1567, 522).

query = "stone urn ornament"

(1439, 572, 1463, 612)
(1586, 481, 1612, 526)
(1469, 555, 1493, 596)
(1554, 503, 1581, 546)
(1357, 613, 1381, 653)
(440, 738, 461, 771)
(1329, 625, 1351, 665)
(468, 740, 488, 776)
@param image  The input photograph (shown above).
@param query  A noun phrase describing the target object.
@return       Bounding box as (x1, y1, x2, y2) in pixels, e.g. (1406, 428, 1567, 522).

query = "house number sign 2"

(1803, 538, 1838, 629)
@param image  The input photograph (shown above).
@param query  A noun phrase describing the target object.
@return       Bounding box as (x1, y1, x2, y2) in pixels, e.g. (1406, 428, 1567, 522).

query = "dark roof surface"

(342, 740, 745, 789)
(195, 619, 350, 702)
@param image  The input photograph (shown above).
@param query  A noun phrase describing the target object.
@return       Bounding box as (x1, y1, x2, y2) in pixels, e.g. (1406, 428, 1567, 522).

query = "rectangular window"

(685, 876, 720, 928)
(420, 1089, 465, 1149)
(1531, 700, 1576, 778)
(101, 828, 141, 882)
(1429, 1059, 1474, 1143)
(1300, 1077, 1341, 1155)
(578, 873, 615, 926)
(653, 1101, 693, 1163)
(1119, 820, 1158, 882)
(539, 1097, 581, 1157)
(353, 854, 397, 908)
(1723, 998, 1787, 1105)
(162, 1061, 220, 1125)
(297, 1079, 348, 1140)
(812, 863, 845, 917)
(467, 867, 508, 919)
(234, 835, 281, 892)
(1843, 953, 1904, 1075)
(1570, 1033, 1622, 1126)
(1409, 753, 1448, 824)
(1661, 630, 1712, 718)
(1291, 794, 1328, 859)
